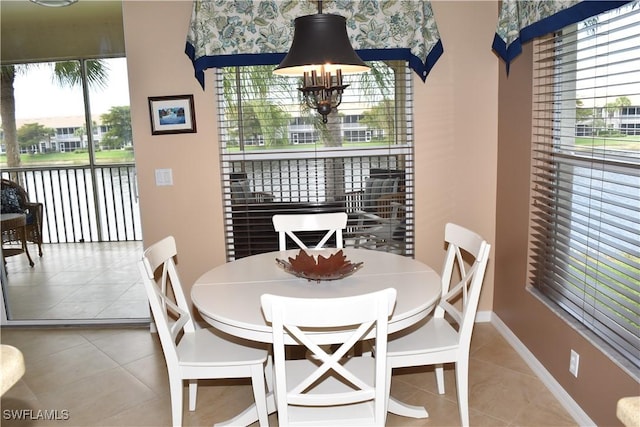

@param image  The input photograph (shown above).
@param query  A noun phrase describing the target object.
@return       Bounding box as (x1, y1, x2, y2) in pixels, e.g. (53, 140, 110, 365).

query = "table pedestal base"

(388, 396, 429, 418)
(213, 392, 428, 426)
(214, 392, 276, 427)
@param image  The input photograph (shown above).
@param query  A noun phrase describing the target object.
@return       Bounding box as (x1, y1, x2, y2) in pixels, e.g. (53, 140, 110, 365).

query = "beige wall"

(123, 0, 499, 312)
(415, 1, 498, 309)
(494, 35, 638, 427)
(123, 1, 226, 293)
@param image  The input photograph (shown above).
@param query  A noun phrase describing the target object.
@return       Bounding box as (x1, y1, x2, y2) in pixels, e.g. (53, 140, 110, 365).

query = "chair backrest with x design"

(139, 236, 195, 368)
(140, 236, 270, 427)
(272, 212, 348, 250)
(261, 288, 396, 427)
(435, 223, 491, 351)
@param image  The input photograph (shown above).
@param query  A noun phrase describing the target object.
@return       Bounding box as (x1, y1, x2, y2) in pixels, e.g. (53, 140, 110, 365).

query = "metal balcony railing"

(1, 164, 141, 243)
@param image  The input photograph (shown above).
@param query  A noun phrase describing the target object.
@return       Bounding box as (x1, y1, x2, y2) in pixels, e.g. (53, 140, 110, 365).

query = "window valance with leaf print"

(185, 0, 443, 88)
(492, 0, 634, 72)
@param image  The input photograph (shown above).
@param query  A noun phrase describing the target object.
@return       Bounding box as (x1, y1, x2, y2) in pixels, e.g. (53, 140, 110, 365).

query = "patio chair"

(139, 236, 270, 427)
(261, 287, 397, 427)
(383, 223, 491, 426)
(345, 169, 401, 215)
(1, 212, 34, 267)
(230, 173, 275, 204)
(1, 178, 44, 257)
(352, 193, 407, 254)
(345, 169, 406, 253)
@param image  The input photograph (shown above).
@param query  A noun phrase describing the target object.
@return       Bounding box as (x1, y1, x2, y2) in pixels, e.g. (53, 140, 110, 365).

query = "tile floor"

(2, 242, 148, 322)
(0, 323, 578, 426)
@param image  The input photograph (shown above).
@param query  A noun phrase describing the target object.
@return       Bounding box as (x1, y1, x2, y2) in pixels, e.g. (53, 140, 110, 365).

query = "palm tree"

(1, 60, 108, 168)
(222, 66, 292, 149)
(313, 61, 401, 201)
(1, 66, 19, 167)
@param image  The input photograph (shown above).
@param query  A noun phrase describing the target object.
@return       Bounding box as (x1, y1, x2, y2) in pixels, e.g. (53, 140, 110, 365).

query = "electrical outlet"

(570, 349, 580, 377)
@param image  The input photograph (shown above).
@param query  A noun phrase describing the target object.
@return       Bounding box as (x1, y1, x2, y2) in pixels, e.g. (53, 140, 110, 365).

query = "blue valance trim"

(493, 0, 633, 73)
(356, 42, 444, 83)
(186, 43, 286, 88)
(185, 41, 444, 89)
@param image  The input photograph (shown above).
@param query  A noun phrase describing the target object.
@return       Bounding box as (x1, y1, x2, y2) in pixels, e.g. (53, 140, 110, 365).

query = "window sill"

(527, 285, 639, 382)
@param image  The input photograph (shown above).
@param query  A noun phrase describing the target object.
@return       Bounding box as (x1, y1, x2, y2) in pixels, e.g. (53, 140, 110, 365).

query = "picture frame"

(148, 94, 197, 135)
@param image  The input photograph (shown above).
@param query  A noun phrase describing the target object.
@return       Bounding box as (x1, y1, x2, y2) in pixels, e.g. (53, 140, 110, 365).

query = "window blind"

(216, 62, 414, 260)
(530, 4, 640, 369)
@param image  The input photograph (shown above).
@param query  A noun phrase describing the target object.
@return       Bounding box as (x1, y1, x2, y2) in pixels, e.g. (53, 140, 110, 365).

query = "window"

(1, 58, 139, 243)
(2, 58, 132, 165)
(621, 106, 640, 116)
(217, 61, 414, 260)
(530, 4, 640, 370)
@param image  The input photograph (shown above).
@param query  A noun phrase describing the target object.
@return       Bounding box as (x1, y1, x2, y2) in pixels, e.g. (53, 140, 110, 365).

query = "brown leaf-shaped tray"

(276, 249, 364, 282)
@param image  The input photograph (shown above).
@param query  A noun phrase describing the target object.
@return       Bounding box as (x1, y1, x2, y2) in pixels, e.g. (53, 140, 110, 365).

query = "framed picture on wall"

(148, 94, 197, 135)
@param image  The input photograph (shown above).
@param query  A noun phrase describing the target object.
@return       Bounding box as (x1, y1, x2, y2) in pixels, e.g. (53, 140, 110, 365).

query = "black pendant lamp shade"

(274, 14, 369, 76)
(274, 13, 369, 123)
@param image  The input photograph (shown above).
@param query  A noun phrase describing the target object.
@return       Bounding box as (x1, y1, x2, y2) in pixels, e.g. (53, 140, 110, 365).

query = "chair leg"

(19, 229, 34, 267)
(455, 360, 470, 427)
(23, 243, 34, 267)
(435, 363, 445, 394)
(385, 365, 392, 414)
(264, 354, 274, 393)
(250, 364, 269, 427)
(168, 375, 183, 427)
(188, 379, 198, 411)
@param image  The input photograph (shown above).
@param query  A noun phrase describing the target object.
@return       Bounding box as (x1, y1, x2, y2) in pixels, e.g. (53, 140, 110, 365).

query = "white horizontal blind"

(216, 62, 414, 260)
(530, 4, 640, 369)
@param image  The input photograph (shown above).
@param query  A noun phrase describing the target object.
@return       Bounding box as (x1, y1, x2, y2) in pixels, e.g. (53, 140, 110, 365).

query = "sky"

(12, 57, 130, 121)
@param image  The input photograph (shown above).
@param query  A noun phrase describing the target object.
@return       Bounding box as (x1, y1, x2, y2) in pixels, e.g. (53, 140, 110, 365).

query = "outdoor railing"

(1, 164, 141, 243)
(1, 153, 412, 247)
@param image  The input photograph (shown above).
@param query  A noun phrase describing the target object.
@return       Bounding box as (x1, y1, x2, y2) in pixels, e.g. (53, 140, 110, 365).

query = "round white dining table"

(191, 248, 442, 426)
(192, 248, 442, 344)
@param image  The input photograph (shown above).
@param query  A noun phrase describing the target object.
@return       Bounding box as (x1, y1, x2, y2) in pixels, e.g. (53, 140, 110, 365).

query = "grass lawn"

(227, 139, 395, 152)
(1, 136, 638, 166)
(0, 149, 135, 166)
(575, 135, 640, 150)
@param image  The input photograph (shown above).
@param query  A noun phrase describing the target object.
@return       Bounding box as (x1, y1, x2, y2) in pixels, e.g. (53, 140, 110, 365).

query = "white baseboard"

(476, 310, 493, 323)
(489, 313, 596, 427)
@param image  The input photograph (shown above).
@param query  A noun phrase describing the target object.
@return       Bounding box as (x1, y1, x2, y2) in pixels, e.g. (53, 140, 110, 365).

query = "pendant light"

(274, 1, 369, 123)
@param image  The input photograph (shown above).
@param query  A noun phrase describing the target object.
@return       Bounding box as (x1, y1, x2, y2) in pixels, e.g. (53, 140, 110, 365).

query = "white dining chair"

(139, 236, 270, 427)
(261, 288, 397, 427)
(272, 212, 348, 250)
(384, 223, 491, 427)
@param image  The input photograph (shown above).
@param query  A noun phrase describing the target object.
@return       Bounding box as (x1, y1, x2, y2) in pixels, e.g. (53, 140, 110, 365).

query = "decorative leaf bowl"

(276, 249, 363, 282)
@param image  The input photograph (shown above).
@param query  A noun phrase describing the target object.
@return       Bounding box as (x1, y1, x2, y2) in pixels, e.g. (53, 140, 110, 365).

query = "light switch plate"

(155, 168, 173, 186)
